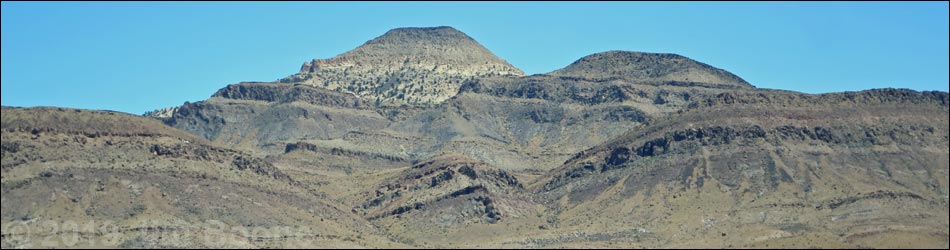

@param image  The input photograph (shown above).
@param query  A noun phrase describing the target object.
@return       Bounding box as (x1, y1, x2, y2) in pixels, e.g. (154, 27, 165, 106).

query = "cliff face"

(280, 26, 525, 106)
(211, 82, 372, 109)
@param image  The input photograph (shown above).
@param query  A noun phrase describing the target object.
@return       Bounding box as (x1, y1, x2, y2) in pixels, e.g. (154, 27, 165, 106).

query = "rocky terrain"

(4, 26, 948, 248)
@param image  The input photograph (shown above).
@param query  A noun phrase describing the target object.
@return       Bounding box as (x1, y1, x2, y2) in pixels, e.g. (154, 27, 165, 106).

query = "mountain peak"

(282, 26, 524, 106)
(334, 26, 501, 62)
(353, 26, 474, 52)
(549, 50, 753, 88)
(378, 26, 467, 39)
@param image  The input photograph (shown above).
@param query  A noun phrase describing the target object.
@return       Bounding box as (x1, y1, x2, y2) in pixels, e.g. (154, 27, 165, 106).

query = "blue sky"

(2, 1, 948, 115)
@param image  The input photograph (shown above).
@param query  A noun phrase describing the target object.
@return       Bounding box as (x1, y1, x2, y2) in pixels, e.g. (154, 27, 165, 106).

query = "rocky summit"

(4, 26, 948, 249)
(280, 26, 525, 106)
(549, 50, 753, 89)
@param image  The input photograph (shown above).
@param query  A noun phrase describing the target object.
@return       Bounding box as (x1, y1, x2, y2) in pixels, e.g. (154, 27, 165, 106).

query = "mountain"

(155, 31, 756, 171)
(280, 26, 525, 106)
(549, 50, 753, 89)
(5, 26, 949, 248)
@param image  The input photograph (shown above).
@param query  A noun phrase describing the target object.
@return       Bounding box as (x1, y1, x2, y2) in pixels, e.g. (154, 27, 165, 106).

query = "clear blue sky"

(2, 1, 948, 115)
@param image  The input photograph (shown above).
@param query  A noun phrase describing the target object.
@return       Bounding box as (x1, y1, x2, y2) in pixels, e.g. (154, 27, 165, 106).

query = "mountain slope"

(1, 107, 402, 248)
(530, 89, 949, 248)
(160, 82, 392, 154)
